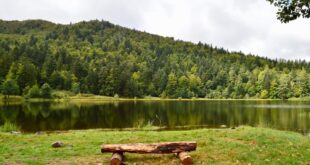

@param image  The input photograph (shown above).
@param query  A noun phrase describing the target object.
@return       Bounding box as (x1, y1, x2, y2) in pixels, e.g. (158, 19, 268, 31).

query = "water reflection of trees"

(0, 101, 309, 133)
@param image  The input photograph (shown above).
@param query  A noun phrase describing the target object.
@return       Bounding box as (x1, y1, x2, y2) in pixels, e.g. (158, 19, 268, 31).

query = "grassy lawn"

(0, 126, 309, 165)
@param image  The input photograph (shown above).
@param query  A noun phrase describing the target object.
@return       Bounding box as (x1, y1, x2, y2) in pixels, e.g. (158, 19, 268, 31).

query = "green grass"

(0, 126, 309, 164)
(3, 92, 310, 104)
(0, 122, 20, 132)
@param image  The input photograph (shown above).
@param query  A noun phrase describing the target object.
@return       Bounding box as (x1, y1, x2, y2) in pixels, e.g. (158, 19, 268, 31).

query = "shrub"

(51, 90, 73, 99)
(41, 83, 52, 98)
(1, 79, 19, 98)
(27, 84, 41, 98)
(260, 90, 269, 99)
(71, 82, 80, 94)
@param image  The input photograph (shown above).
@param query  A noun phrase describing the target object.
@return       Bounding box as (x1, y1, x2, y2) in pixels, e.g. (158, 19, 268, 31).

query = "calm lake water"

(0, 100, 309, 134)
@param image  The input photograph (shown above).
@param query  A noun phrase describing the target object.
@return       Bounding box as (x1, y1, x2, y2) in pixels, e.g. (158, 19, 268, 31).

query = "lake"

(0, 100, 309, 134)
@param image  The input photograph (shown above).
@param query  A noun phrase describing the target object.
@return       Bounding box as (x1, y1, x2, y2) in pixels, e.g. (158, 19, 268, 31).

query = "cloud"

(0, 0, 309, 61)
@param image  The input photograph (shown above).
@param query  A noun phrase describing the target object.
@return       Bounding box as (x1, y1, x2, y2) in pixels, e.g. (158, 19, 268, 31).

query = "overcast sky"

(1, 0, 310, 61)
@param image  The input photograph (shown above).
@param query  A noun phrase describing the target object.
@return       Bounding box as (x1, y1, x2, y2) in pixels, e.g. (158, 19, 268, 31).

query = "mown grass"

(0, 126, 309, 165)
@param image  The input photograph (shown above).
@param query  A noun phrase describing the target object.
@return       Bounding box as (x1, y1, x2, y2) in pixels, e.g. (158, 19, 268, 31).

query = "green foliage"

(260, 90, 269, 99)
(26, 84, 41, 98)
(0, 122, 20, 132)
(0, 79, 19, 97)
(71, 82, 80, 94)
(40, 83, 52, 98)
(0, 19, 310, 99)
(51, 90, 72, 99)
(267, 0, 310, 23)
(16, 58, 38, 91)
(166, 73, 178, 97)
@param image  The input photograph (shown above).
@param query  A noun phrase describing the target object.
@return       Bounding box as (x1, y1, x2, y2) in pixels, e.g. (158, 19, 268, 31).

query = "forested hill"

(0, 19, 310, 99)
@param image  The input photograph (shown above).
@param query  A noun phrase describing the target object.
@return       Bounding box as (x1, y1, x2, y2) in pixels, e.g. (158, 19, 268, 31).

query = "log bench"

(101, 141, 197, 165)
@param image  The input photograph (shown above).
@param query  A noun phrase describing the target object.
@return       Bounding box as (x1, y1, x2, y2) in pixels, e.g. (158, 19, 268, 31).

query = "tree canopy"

(0, 19, 310, 99)
(268, 0, 310, 23)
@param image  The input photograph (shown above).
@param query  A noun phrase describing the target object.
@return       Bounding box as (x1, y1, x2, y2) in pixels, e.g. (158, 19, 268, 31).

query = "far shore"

(1, 94, 310, 104)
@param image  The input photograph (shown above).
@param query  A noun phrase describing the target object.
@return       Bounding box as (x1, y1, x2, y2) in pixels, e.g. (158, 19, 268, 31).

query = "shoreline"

(1, 94, 310, 104)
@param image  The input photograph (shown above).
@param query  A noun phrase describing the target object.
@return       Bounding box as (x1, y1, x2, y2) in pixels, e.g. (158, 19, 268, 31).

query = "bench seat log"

(101, 141, 197, 154)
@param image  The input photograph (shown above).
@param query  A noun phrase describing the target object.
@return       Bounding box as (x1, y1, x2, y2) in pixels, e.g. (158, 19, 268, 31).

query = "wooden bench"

(101, 141, 197, 165)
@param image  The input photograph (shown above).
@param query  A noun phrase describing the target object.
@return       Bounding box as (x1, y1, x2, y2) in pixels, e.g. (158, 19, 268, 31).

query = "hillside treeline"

(0, 19, 309, 99)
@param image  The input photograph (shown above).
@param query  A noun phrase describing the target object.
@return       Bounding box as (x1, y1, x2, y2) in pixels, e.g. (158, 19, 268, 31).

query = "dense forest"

(0, 19, 310, 99)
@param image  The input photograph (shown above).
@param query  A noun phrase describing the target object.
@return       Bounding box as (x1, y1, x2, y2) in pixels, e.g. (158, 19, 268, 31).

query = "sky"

(0, 0, 310, 61)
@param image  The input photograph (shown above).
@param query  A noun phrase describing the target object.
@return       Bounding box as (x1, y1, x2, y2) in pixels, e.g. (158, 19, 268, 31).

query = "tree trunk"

(102, 141, 196, 154)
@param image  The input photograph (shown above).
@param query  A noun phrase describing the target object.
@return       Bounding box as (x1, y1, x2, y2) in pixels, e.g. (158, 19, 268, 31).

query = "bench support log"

(110, 152, 123, 165)
(177, 152, 193, 165)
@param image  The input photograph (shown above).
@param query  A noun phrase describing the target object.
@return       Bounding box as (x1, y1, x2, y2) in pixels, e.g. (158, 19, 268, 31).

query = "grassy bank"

(0, 94, 287, 104)
(2, 92, 310, 104)
(0, 126, 309, 164)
